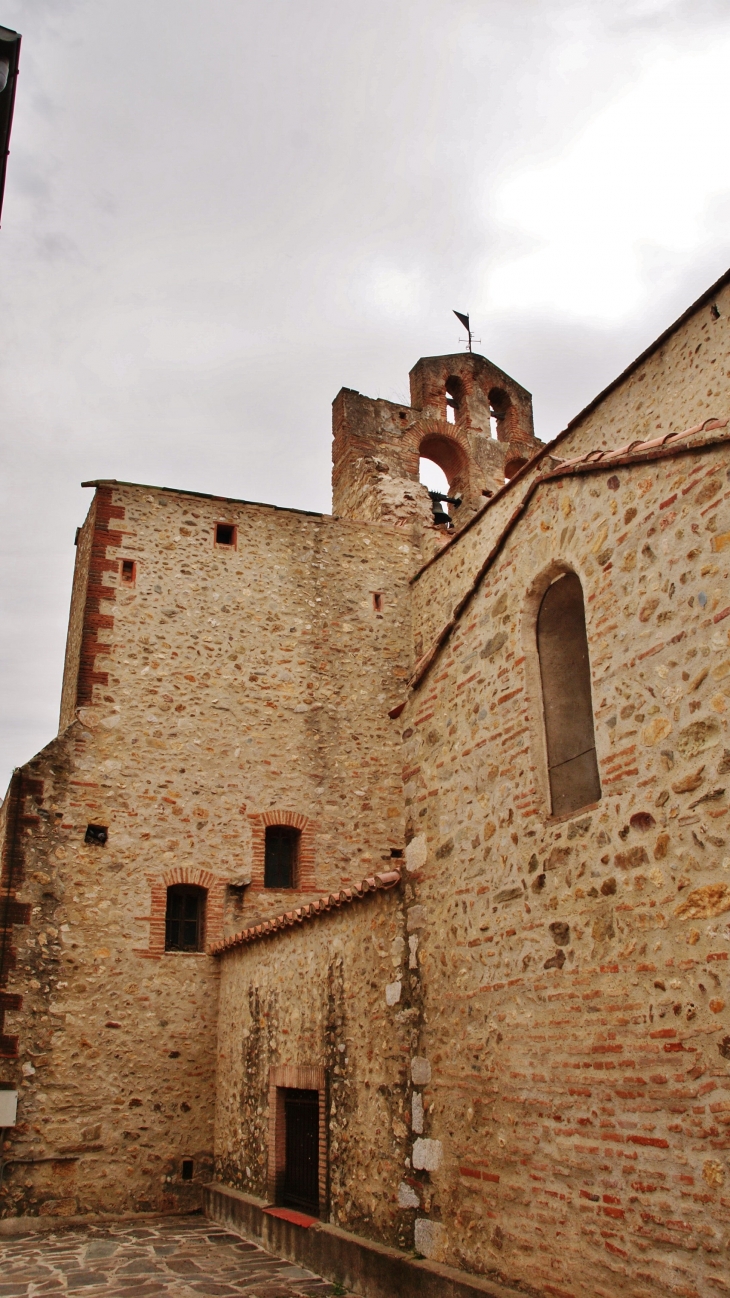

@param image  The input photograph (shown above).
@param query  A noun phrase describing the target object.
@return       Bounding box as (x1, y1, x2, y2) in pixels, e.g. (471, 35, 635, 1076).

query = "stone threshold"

(204, 1181, 523, 1298)
(0, 1207, 198, 1239)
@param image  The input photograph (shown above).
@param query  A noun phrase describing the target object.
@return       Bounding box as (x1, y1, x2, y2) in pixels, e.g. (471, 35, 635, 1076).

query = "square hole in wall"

(120, 558, 136, 585)
(215, 523, 236, 547)
(85, 824, 108, 846)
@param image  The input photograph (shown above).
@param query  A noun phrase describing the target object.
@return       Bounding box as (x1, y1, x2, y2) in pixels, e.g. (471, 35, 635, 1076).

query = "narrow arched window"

(165, 885, 206, 952)
(537, 572, 601, 817)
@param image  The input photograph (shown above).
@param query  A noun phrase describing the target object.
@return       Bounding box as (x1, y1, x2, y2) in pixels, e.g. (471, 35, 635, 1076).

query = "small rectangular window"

(372, 592, 383, 612)
(85, 824, 108, 846)
(120, 558, 136, 585)
(264, 825, 300, 889)
(215, 523, 236, 547)
(165, 885, 206, 951)
(181, 1158, 194, 1181)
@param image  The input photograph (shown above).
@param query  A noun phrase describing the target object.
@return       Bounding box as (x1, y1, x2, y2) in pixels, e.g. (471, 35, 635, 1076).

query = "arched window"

(165, 884, 206, 952)
(537, 572, 601, 817)
(265, 825, 300, 888)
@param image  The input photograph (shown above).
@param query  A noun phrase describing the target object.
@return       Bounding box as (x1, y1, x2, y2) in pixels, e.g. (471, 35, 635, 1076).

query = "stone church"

(1, 270, 729, 1298)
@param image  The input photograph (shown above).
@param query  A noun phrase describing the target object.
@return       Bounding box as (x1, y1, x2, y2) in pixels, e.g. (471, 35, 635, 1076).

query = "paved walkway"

(0, 1215, 356, 1298)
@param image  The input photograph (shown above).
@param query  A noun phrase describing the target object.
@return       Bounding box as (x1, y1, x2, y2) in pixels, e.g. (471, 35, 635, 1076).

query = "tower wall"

(332, 352, 542, 533)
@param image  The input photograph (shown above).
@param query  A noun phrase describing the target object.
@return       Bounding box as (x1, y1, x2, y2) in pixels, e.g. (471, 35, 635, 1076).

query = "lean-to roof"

(210, 870, 401, 955)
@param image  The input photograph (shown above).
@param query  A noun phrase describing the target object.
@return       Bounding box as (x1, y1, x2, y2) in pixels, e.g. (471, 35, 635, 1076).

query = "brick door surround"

(267, 1064, 327, 1219)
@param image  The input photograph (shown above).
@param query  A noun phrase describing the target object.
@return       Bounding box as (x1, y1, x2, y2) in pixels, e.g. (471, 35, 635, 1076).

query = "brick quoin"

(0, 773, 40, 1057)
(76, 486, 125, 709)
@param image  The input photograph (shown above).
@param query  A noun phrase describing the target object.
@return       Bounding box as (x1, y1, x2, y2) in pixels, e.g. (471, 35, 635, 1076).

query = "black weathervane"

(453, 310, 480, 353)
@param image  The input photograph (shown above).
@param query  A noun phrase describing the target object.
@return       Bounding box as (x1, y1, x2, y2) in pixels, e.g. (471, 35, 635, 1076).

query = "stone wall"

(0, 480, 416, 1218)
(395, 437, 730, 1297)
(214, 883, 434, 1251)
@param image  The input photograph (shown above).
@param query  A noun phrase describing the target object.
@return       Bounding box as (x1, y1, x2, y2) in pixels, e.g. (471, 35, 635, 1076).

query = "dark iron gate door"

(283, 1088, 319, 1215)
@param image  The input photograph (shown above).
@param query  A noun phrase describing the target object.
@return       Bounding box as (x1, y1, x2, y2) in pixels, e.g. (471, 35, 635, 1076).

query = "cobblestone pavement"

(0, 1215, 357, 1298)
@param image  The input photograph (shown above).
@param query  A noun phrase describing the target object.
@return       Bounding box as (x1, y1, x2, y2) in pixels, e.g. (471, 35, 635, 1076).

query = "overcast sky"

(0, 0, 729, 786)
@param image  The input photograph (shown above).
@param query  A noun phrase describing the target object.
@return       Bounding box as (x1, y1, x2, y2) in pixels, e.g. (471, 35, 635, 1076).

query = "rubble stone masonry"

(0, 483, 415, 1219)
(1, 268, 730, 1298)
(397, 440, 730, 1296)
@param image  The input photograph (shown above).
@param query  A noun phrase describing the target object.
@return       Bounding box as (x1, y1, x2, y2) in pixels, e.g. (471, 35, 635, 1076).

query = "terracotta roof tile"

(209, 870, 401, 955)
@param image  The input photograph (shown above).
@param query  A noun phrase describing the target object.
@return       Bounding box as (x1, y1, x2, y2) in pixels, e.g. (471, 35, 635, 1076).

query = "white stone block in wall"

(412, 1137, 442, 1171)
(414, 1219, 445, 1260)
(411, 1056, 431, 1085)
(0, 1089, 18, 1126)
(407, 905, 426, 932)
(385, 980, 402, 1006)
(390, 935, 405, 967)
(404, 833, 427, 872)
(412, 1091, 424, 1134)
(398, 1180, 420, 1208)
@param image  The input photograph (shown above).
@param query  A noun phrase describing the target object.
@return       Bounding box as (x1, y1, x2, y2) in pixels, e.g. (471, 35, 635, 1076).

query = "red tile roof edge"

(209, 870, 402, 955)
(401, 417, 729, 695)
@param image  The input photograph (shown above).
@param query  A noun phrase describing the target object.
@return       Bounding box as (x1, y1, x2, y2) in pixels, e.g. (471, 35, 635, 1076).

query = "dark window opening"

(120, 558, 135, 584)
(181, 1158, 194, 1181)
(282, 1088, 319, 1215)
(215, 522, 236, 546)
(537, 571, 601, 817)
(373, 592, 383, 612)
(264, 825, 300, 889)
(85, 824, 108, 846)
(390, 848, 404, 858)
(165, 884, 206, 952)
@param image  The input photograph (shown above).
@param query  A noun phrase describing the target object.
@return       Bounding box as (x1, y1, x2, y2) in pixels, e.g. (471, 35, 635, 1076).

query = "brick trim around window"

(135, 865, 226, 958)
(267, 1064, 327, 1219)
(248, 811, 316, 892)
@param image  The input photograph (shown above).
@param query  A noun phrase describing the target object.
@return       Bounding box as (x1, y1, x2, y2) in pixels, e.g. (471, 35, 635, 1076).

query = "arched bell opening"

(504, 456, 527, 482)
(418, 433, 468, 527)
(489, 386, 512, 441)
(445, 375, 465, 425)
